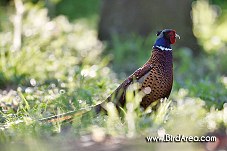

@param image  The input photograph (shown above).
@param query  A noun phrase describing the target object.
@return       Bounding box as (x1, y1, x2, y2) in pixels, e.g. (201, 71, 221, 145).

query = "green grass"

(0, 1, 227, 151)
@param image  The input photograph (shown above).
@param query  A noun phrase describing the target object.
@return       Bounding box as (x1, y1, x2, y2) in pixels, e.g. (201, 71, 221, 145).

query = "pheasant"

(96, 29, 180, 112)
(0, 29, 180, 127)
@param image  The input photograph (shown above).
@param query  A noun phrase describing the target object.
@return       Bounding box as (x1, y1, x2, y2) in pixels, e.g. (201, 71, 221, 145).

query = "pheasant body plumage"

(140, 49, 173, 109)
(96, 29, 180, 112)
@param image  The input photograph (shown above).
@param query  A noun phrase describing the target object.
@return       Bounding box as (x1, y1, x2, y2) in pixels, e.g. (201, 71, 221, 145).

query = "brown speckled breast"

(140, 49, 173, 109)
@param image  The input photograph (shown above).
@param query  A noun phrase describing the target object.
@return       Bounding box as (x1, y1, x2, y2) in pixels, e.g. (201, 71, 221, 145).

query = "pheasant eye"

(169, 34, 173, 38)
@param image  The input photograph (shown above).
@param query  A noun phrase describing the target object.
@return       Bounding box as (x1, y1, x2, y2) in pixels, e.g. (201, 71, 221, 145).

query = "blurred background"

(0, 0, 227, 150)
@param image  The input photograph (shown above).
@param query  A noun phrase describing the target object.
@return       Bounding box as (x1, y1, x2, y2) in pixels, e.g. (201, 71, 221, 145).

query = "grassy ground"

(0, 1, 227, 151)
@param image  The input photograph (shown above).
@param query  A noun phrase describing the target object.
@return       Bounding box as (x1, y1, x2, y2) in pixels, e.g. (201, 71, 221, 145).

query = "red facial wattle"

(169, 31, 176, 44)
(170, 36, 176, 44)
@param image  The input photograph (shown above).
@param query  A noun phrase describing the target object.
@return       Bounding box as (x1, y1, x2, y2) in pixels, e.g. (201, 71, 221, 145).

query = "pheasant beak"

(175, 34, 180, 39)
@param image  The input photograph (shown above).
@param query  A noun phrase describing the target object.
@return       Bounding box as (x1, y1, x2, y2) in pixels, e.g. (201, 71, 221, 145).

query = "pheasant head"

(153, 29, 180, 51)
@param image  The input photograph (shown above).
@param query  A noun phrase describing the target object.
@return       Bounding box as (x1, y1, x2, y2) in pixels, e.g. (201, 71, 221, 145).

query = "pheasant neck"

(153, 37, 172, 51)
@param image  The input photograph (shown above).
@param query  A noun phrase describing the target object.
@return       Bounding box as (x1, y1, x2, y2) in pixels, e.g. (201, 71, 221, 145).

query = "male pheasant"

(0, 29, 180, 126)
(96, 29, 180, 112)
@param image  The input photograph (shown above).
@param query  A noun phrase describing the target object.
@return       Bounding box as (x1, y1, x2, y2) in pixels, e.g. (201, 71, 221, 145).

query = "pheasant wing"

(95, 64, 153, 113)
(108, 64, 153, 106)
